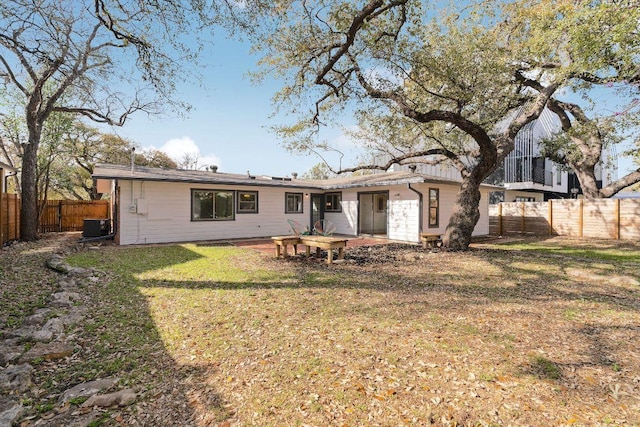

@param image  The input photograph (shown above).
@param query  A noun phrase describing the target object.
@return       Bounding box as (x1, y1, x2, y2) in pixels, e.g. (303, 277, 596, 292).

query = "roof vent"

(409, 165, 417, 173)
(209, 165, 218, 173)
(263, 175, 292, 181)
(292, 172, 298, 179)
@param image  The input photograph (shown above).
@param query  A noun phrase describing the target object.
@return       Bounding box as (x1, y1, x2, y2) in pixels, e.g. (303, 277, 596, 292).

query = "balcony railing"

(504, 165, 554, 187)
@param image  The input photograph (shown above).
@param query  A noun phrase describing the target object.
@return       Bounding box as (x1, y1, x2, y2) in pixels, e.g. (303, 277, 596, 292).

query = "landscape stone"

(81, 389, 137, 408)
(20, 342, 74, 363)
(0, 339, 23, 365)
(23, 308, 54, 326)
(0, 396, 24, 426)
(57, 308, 86, 326)
(0, 364, 33, 393)
(59, 378, 120, 404)
(50, 291, 82, 308)
(51, 410, 103, 427)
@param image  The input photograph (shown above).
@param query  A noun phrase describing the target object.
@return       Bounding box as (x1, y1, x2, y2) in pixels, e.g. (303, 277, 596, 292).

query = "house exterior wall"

(113, 178, 491, 245)
(324, 191, 358, 236)
(332, 183, 490, 243)
(412, 182, 490, 238)
(116, 180, 317, 245)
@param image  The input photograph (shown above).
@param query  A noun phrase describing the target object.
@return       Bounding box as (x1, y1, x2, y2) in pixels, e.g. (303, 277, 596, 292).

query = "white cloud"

(151, 136, 221, 170)
(332, 125, 366, 149)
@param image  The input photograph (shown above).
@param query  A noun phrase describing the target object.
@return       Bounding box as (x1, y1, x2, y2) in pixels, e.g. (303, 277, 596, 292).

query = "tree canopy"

(245, 0, 560, 249)
(240, 0, 640, 249)
(503, 0, 640, 197)
(0, 0, 233, 240)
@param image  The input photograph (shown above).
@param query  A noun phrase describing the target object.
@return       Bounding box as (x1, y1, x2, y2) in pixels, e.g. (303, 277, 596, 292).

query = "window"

(191, 189, 234, 221)
(375, 194, 387, 212)
(428, 188, 439, 228)
(515, 196, 536, 202)
(325, 192, 342, 212)
(556, 167, 562, 185)
(285, 192, 303, 213)
(237, 191, 258, 213)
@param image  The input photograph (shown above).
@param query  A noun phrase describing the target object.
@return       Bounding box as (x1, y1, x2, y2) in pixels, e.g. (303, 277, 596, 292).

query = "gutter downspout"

(407, 183, 423, 235)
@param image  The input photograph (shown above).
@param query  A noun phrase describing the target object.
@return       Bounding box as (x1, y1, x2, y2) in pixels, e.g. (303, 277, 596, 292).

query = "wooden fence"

(1, 193, 20, 245)
(39, 199, 110, 233)
(1, 197, 110, 244)
(489, 199, 640, 240)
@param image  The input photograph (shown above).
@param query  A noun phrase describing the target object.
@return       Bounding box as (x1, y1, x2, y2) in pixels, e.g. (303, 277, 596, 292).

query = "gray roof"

(93, 163, 501, 190)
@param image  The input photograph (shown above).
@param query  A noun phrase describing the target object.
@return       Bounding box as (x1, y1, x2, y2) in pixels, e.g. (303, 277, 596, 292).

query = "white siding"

(413, 183, 490, 240)
(387, 188, 420, 242)
(117, 180, 316, 245)
(115, 179, 491, 245)
(476, 187, 490, 236)
(324, 191, 358, 236)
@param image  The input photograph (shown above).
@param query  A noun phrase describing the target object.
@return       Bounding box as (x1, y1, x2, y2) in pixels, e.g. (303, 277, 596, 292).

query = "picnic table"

(419, 233, 442, 249)
(271, 235, 349, 264)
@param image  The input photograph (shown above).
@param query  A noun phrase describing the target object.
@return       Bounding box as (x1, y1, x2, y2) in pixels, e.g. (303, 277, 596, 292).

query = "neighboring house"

(92, 163, 498, 245)
(389, 108, 616, 202)
(498, 107, 616, 201)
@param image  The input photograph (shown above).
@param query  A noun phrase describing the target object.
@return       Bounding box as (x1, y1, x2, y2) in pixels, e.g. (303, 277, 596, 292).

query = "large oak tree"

(0, 0, 229, 240)
(242, 0, 639, 248)
(509, 0, 640, 198)
(246, 0, 558, 250)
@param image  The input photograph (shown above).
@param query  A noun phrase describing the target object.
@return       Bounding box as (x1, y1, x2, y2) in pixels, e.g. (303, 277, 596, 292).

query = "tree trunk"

(442, 176, 482, 250)
(573, 167, 601, 199)
(20, 140, 40, 241)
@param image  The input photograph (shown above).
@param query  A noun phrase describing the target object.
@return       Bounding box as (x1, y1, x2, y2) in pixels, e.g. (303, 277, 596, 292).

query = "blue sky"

(112, 32, 349, 177)
(112, 30, 637, 179)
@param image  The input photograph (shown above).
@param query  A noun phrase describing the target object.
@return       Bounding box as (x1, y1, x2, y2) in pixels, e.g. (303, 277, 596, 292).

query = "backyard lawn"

(6, 236, 639, 426)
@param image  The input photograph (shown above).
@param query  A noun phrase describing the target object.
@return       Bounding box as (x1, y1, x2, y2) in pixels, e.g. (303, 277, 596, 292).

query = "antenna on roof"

(130, 147, 136, 173)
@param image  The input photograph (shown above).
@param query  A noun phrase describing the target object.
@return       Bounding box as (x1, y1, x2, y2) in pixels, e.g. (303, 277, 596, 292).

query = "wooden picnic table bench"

(300, 235, 348, 264)
(420, 233, 442, 249)
(272, 235, 348, 264)
(271, 235, 301, 258)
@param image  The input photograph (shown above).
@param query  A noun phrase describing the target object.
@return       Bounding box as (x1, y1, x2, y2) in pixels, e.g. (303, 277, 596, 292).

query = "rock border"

(0, 250, 137, 426)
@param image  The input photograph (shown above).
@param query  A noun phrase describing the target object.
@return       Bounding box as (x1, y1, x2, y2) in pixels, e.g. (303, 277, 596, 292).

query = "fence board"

(524, 202, 549, 235)
(582, 199, 617, 239)
(491, 198, 640, 241)
(620, 199, 640, 240)
(1, 197, 109, 243)
(1, 194, 20, 243)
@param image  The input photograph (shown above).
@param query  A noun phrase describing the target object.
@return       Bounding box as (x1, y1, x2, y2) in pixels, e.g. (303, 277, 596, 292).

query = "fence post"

(579, 199, 584, 238)
(0, 188, 3, 247)
(615, 198, 620, 240)
(521, 202, 525, 235)
(548, 200, 553, 236)
(498, 203, 503, 236)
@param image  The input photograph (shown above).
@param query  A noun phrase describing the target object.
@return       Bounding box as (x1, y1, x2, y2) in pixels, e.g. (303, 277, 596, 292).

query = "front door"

(358, 192, 388, 235)
(311, 194, 324, 230)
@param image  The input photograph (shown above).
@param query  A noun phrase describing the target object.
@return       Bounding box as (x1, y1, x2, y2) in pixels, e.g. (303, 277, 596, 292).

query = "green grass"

(529, 355, 563, 380)
(50, 239, 640, 425)
(488, 240, 640, 263)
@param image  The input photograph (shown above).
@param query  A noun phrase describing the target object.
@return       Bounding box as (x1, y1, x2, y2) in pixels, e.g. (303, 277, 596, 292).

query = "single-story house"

(92, 163, 499, 245)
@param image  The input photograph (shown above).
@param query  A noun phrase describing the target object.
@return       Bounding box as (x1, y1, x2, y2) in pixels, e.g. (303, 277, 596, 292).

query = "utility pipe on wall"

(407, 183, 424, 234)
